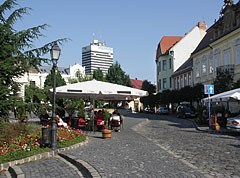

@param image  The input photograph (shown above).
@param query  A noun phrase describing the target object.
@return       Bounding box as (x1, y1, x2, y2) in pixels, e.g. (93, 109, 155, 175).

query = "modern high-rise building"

(82, 40, 113, 75)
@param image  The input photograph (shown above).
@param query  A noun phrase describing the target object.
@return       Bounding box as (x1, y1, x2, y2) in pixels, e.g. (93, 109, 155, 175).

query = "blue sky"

(15, 0, 226, 83)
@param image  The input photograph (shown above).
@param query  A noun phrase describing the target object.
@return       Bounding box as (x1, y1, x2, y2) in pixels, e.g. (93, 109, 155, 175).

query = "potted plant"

(215, 122, 221, 130)
(102, 110, 112, 139)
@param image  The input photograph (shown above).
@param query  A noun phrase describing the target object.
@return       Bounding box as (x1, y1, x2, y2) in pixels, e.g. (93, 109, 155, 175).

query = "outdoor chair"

(77, 118, 87, 130)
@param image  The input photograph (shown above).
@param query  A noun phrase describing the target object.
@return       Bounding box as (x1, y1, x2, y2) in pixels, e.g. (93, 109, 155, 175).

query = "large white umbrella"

(50, 79, 148, 100)
(49, 79, 148, 132)
(202, 88, 240, 102)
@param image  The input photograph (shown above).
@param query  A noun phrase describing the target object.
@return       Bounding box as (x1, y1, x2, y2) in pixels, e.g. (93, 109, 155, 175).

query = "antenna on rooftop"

(92, 33, 95, 41)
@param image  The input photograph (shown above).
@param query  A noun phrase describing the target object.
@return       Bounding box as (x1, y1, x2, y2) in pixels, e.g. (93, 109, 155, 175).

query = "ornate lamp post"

(50, 42, 61, 150)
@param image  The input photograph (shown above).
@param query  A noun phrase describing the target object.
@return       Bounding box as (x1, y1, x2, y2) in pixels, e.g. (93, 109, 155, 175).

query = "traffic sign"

(204, 85, 214, 95)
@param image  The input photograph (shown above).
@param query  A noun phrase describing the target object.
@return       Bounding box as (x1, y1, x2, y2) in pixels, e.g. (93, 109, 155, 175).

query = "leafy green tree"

(0, 0, 67, 121)
(233, 78, 240, 89)
(44, 69, 66, 118)
(25, 83, 46, 103)
(93, 68, 104, 81)
(105, 61, 131, 86)
(44, 68, 66, 88)
(64, 99, 84, 118)
(68, 73, 93, 84)
(140, 80, 156, 108)
(191, 83, 204, 102)
(213, 70, 233, 94)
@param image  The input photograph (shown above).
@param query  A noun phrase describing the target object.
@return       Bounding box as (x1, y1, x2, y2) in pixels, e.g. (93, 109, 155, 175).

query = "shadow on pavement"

(229, 144, 240, 148)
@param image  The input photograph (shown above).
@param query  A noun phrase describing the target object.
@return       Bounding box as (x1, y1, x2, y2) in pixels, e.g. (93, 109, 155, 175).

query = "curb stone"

(58, 153, 102, 178)
(0, 137, 89, 177)
(189, 118, 238, 134)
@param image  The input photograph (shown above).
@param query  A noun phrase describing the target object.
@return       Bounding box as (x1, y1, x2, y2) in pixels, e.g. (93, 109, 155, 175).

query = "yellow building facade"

(192, 1, 240, 85)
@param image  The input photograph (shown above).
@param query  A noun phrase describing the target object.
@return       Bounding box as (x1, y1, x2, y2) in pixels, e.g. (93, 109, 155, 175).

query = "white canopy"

(50, 79, 148, 100)
(202, 88, 240, 102)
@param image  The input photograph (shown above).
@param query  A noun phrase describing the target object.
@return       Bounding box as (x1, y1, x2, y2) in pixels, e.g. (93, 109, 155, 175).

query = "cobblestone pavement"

(18, 156, 84, 178)
(135, 113, 240, 178)
(65, 115, 210, 178)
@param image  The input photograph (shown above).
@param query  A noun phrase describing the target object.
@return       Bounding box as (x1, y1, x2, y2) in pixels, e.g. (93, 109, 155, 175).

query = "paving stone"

(136, 113, 240, 178)
(64, 115, 208, 178)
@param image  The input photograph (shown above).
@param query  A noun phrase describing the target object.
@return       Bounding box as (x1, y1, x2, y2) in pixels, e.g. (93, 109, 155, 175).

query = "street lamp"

(50, 42, 61, 150)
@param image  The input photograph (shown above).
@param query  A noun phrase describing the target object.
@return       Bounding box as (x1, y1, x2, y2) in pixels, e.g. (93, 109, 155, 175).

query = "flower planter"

(102, 129, 112, 139)
(215, 125, 221, 131)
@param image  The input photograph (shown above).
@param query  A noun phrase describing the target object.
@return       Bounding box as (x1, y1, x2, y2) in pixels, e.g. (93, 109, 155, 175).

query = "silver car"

(227, 115, 240, 132)
(156, 107, 169, 115)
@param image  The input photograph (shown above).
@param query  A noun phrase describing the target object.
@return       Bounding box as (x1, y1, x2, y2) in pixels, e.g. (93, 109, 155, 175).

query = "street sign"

(204, 85, 214, 95)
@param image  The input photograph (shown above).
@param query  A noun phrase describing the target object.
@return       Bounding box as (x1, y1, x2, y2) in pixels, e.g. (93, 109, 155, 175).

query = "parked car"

(176, 105, 196, 118)
(156, 107, 169, 115)
(144, 107, 154, 114)
(226, 115, 240, 132)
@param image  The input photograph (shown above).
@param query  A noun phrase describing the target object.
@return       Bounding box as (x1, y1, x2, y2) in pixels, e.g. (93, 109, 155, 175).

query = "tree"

(44, 68, 66, 88)
(0, 0, 67, 120)
(25, 83, 46, 103)
(140, 80, 156, 108)
(191, 83, 204, 103)
(213, 70, 234, 94)
(93, 68, 104, 81)
(105, 61, 131, 86)
(233, 78, 240, 89)
(68, 73, 93, 84)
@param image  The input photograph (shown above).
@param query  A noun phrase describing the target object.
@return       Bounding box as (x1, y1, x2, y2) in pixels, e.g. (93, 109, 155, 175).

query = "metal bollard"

(42, 128, 52, 147)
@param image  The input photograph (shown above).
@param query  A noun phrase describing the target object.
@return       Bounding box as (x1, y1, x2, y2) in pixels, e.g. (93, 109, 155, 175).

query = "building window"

(163, 60, 167, 71)
(224, 48, 230, 65)
(236, 39, 240, 65)
(196, 61, 200, 77)
(184, 74, 187, 86)
(30, 81, 35, 86)
(214, 49, 220, 70)
(202, 56, 207, 74)
(209, 52, 214, 73)
(188, 73, 191, 86)
(158, 79, 161, 90)
(174, 78, 177, 89)
(169, 77, 172, 88)
(169, 58, 172, 69)
(163, 78, 167, 89)
(177, 77, 180, 89)
(180, 76, 183, 88)
(158, 61, 161, 72)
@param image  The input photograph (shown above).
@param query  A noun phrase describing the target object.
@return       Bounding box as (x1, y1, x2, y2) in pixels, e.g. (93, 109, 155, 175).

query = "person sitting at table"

(96, 110, 105, 131)
(110, 110, 122, 132)
(56, 114, 68, 128)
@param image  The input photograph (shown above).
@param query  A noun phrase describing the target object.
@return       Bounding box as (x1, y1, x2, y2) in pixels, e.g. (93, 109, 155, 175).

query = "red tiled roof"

(130, 79, 143, 89)
(160, 36, 182, 54)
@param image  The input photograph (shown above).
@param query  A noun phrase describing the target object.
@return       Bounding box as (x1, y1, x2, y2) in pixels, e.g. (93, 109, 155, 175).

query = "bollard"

(42, 128, 52, 147)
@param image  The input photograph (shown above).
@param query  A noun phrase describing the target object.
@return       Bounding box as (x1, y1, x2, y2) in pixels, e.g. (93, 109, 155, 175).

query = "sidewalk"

(190, 118, 238, 134)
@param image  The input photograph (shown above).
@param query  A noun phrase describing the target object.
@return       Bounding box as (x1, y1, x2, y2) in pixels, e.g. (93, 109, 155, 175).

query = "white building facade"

(82, 40, 113, 75)
(15, 63, 85, 98)
(156, 22, 207, 93)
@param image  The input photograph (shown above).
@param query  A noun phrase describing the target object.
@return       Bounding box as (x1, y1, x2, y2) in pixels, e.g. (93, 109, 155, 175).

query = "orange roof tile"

(160, 36, 182, 54)
(130, 79, 143, 90)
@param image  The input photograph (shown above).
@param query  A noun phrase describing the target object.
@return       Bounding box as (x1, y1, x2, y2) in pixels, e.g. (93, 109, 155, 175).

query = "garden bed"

(0, 123, 86, 164)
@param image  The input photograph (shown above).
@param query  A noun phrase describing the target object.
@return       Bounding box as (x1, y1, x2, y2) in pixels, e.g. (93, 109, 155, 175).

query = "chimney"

(135, 78, 138, 80)
(198, 22, 207, 30)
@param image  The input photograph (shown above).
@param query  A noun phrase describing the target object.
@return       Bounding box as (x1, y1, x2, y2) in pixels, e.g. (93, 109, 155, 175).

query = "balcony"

(216, 64, 234, 76)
